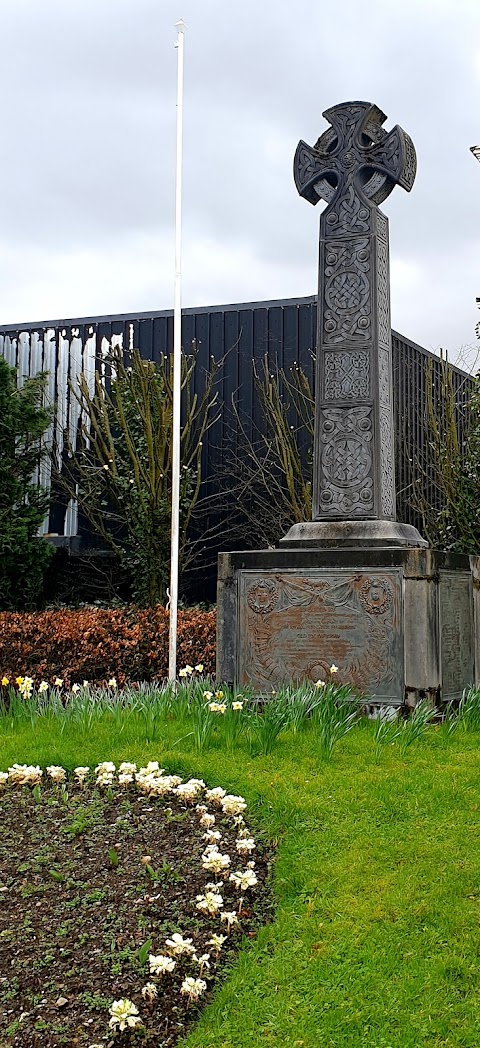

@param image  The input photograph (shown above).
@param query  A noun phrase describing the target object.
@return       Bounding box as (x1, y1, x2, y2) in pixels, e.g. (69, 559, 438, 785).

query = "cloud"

(0, 0, 478, 365)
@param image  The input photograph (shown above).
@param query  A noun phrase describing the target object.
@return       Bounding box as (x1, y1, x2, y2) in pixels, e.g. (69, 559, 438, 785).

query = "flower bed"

(0, 762, 272, 1047)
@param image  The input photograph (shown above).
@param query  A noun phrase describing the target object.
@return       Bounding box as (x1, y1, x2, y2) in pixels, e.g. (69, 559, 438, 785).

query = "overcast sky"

(0, 0, 480, 367)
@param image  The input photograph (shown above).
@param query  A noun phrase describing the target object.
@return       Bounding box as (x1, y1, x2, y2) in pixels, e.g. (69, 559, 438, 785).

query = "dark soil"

(0, 778, 274, 1047)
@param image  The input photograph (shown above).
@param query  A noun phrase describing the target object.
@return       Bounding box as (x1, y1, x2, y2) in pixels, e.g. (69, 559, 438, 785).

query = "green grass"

(2, 695, 480, 1047)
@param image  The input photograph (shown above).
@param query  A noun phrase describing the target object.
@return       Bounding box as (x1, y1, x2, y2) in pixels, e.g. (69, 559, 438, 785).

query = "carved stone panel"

(324, 350, 370, 400)
(238, 568, 403, 701)
(322, 237, 371, 344)
(439, 572, 474, 699)
(375, 214, 390, 349)
(319, 406, 374, 515)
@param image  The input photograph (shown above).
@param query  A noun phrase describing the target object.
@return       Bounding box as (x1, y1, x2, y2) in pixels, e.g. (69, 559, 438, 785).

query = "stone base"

(217, 547, 480, 707)
(280, 519, 428, 548)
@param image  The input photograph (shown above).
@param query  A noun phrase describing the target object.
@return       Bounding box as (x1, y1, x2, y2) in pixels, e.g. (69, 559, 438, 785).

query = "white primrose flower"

(108, 999, 142, 1032)
(194, 952, 211, 974)
(180, 976, 207, 1001)
(46, 766, 67, 784)
(205, 786, 226, 805)
(233, 814, 245, 827)
(8, 764, 43, 787)
(118, 762, 137, 786)
(0, 771, 8, 789)
(199, 812, 216, 829)
(141, 982, 158, 1002)
(149, 953, 176, 975)
(207, 932, 227, 954)
(203, 829, 222, 844)
(229, 866, 258, 891)
(205, 880, 224, 890)
(221, 794, 247, 817)
(201, 846, 231, 873)
(236, 836, 256, 854)
(220, 910, 239, 931)
(74, 766, 89, 785)
(175, 779, 205, 802)
(195, 890, 223, 915)
(165, 932, 195, 956)
(95, 761, 116, 776)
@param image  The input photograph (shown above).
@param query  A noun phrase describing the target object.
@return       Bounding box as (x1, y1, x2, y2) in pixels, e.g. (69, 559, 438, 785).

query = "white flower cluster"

(7, 763, 43, 786)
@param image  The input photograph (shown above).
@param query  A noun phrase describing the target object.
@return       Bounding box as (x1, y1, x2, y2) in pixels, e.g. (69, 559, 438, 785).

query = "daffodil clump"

(1, 758, 260, 1040)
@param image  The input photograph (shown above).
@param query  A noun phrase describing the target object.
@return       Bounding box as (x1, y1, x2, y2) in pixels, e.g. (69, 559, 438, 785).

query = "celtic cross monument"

(217, 99, 479, 707)
(282, 100, 426, 547)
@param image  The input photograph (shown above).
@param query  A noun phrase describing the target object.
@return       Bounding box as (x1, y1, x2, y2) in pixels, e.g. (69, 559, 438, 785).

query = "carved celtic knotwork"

(376, 214, 390, 348)
(319, 406, 374, 514)
(323, 238, 371, 343)
(324, 351, 370, 400)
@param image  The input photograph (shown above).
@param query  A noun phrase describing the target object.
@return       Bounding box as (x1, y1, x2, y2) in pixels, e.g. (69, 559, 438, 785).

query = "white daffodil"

(314, 679, 326, 689)
(203, 690, 213, 701)
(195, 663, 204, 672)
(149, 953, 176, 975)
(330, 664, 338, 674)
(108, 999, 142, 1032)
(0, 771, 9, 789)
(107, 677, 117, 689)
(54, 677, 64, 687)
(71, 683, 80, 693)
(232, 700, 244, 711)
(38, 680, 49, 694)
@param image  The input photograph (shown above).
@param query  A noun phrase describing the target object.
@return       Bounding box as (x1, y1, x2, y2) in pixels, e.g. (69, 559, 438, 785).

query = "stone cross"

(294, 101, 417, 525)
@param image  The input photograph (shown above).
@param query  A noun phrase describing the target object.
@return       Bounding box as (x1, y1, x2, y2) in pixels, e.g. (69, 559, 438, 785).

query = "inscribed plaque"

(439, 572, 474, 699)
(238, 568, 403, 702)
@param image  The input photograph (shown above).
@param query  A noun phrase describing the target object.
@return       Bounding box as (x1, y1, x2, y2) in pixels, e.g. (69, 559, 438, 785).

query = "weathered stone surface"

(217, 548, 478, 705)
(238, 568, 403, 702)
(439, 572, 474, 700)
(293, 101, 417, 528)
(280, 519, 427, 548)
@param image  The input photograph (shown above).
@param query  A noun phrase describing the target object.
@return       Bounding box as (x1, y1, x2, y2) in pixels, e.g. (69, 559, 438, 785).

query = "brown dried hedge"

(0, 606, 216, 686)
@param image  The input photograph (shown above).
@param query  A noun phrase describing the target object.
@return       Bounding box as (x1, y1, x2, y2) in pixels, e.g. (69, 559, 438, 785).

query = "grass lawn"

(1, 691, 480, 1047)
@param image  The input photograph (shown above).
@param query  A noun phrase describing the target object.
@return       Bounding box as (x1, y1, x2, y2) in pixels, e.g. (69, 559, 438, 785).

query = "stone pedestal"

(217, 547, 480, 707)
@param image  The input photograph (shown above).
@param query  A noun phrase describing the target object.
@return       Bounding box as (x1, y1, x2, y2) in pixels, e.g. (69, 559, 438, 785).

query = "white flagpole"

(169, 18, 187, 682)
